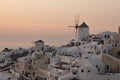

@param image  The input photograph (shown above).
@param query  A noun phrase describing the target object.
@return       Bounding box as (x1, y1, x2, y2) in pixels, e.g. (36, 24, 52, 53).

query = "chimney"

(119, 26, 120, 34)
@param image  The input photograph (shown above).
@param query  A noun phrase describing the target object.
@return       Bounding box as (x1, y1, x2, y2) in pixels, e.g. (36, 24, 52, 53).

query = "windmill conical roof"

(35, 40, 44, 43)
(79, 22, 89, 28)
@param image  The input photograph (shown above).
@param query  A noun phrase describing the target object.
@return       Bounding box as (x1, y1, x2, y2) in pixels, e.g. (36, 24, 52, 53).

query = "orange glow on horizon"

(0, 0, 120, 49)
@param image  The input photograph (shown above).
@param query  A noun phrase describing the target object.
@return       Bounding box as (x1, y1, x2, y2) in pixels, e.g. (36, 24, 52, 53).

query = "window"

(106, 65, 109, 72)
(71, 42, 74, 46)
(78, 42, 81, 46)
(42, 47, 44, 51)
(81, 69, 84, 73)
(72, 72, 77, 75)
(98, 68, 100, 72)
(105, 35, 107, 38)
(96, 65, 98, 68)
(33, 72, 35, 76)
(108, 35, 110, 38)
(88, 70, 90, 73)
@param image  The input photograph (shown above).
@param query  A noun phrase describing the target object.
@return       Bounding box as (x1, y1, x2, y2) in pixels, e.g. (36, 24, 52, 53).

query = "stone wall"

(102, 54, 120, 73)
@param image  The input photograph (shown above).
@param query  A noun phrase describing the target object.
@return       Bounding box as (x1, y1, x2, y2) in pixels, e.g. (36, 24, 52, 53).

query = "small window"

(88, 70, 90, 73)
(98, 68, 100, 72)
(81, 69, 84, 73)
(106, 65, 109, 72)
(96, 65, 98, 68)
(42, 47, 44, 51)
(105, 35, 107, 38)
(78, 42, 81, 46)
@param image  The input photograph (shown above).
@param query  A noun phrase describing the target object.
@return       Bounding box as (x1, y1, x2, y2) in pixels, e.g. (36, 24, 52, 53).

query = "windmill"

(69, 15, 80, 38)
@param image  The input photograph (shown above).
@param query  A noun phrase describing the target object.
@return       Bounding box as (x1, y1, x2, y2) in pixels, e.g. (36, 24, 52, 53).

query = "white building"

(80, 42, 102, 55)
(96, 31, 120, 53)
(34, 40, 44, 52)
(0, 48, 12, 61)
(44, 45, 55, 52)
(48, 43, 108, 80)
(11, 47, 27, 54)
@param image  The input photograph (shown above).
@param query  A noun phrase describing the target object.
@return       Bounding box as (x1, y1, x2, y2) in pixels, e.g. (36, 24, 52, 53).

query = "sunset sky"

(0, 0, 120, 50)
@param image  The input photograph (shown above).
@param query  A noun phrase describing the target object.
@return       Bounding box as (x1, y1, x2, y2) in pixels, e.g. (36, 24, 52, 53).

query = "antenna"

(69, 15, 80, 38)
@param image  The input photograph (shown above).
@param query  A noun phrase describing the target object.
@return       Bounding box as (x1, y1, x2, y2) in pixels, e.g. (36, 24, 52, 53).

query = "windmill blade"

(74, 15, 80, 26)
(75, 29, 78, 37)
(68, 15, 80, 40)
(73, 28, 76, 34)
(72, 28, 78, 39)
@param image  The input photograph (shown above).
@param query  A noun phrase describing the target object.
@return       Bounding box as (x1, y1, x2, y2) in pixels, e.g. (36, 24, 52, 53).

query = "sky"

(0, 0, 120, 50)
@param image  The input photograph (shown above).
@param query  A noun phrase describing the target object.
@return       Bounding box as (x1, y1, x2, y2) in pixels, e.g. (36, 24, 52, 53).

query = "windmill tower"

(78, 22, 89, 41)
(69, 15, 80, 40)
